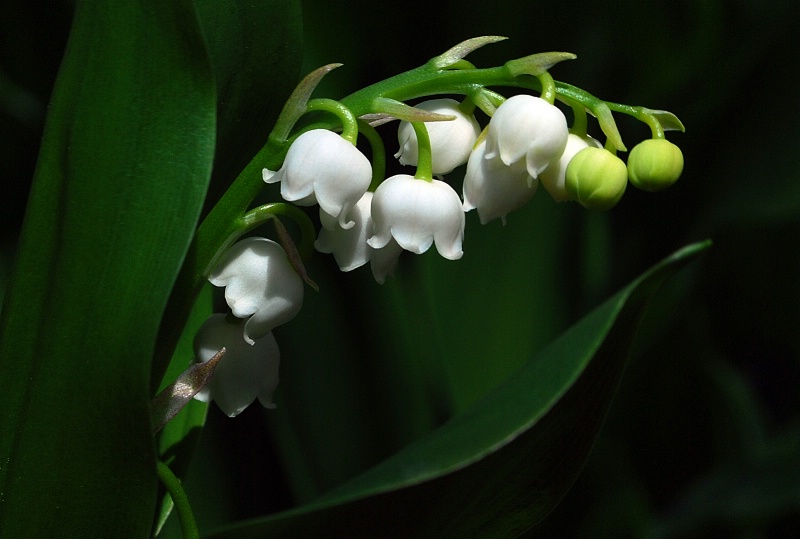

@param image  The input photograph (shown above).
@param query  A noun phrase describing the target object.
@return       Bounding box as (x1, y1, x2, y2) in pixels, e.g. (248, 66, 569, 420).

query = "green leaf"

(195, 0, 303, 185)
(262, 198, 579, 504)
(0, 1, 215, 536)
(205, 242, 710, 538)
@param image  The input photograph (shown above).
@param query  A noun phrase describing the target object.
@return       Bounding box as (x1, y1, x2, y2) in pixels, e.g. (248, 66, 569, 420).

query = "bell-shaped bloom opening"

(209, 238, 304, 344)
(463, 139, 537, 225)
(370, 237, 403, 284)
(315, 192, 374, 272)
(368, 174, 464, 260)
(194, 314, 281, 417)
(315, 191, 404, 283)
(395, 98, 481, 175)
(262, 129, 372, 229)
(485, 95, 569, 178)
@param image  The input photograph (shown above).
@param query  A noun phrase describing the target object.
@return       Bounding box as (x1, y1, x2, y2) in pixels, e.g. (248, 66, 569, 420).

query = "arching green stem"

(537, 71, 557, 104)
(567, 98, 589, 136)
(458, 96, 477, 116)
(635, 109, 666, 139)
(306, 98, 359, 143)
(411, 122, 433, 181)
(338, 63, 534, 116)
(157, 461, 199, 539)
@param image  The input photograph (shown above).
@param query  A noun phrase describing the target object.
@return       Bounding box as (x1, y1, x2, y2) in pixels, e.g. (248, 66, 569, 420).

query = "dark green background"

(2, 0, 799, 536)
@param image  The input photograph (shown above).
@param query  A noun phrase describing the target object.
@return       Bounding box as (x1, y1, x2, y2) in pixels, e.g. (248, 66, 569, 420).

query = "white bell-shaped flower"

(209, 237, 304, 344)
(394, 98, 481, 175)
(315, 191, 404, 282)
(370, 237, 404, 284)
(368, 174, 465, 260)
(539, 133, 602, 202)
(193, 314, 281, 417)
(263, 129, 372, 229)
(485, 94, 569, 179)
(315, 192, 374, 272)
(463, 139, 537, 225)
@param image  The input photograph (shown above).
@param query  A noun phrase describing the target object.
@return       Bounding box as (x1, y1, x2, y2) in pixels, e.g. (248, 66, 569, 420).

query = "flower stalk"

(157, 461, 199, 539)
(410, 122, 433, 181)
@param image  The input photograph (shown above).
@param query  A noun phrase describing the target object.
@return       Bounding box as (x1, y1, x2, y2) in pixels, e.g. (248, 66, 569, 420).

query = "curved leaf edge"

(205, 240, 711, 536)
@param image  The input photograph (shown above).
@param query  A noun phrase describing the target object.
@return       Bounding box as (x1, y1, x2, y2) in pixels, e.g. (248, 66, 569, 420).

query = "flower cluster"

(185, 37, 685, 418)
(193, 237, 304, 416)
(262, 95, 683, 282)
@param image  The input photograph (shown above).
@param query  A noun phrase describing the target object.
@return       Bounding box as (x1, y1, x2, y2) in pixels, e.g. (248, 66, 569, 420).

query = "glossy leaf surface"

(0, 0, 216, 536)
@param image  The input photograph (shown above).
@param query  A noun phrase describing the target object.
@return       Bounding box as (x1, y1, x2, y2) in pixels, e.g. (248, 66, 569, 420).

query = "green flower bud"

(627, 139, 684, 192)
(565, 147, 628, 210)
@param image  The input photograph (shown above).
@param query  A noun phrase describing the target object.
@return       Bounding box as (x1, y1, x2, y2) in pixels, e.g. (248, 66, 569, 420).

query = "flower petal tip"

(262, 168, 278, 183)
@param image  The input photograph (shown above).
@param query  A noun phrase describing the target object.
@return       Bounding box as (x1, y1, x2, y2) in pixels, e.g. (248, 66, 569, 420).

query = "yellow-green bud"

(627, 139, 684, 192)
(565, 147, 628, 211)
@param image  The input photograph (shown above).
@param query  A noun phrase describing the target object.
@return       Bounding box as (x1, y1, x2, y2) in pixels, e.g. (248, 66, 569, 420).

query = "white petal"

(315, 192, 374, 271)
(266, 130, 372, 226)
(193, 314, 281, 417)
(486, 95, 569, 172)
(463, 139, 537, 225)
(262, 168, 278, 183)
(395, 99, 481, 175)
(209, 238, 304, 344)
(369, 174, 464, 260)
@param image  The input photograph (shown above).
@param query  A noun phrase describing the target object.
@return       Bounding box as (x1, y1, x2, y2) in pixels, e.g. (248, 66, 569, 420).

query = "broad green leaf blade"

(205, 241, 710, 538)
(0, 1, 215, 537)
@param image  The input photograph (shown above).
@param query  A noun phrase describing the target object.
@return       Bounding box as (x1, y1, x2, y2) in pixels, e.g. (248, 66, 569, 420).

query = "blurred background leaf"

(194, 0, 303, 200)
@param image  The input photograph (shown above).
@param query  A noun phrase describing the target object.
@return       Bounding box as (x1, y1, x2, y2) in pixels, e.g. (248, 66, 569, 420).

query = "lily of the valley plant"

(1, 21, 690, 538)
(168, 35, 685, 533)
(190, 38, 683, 424)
